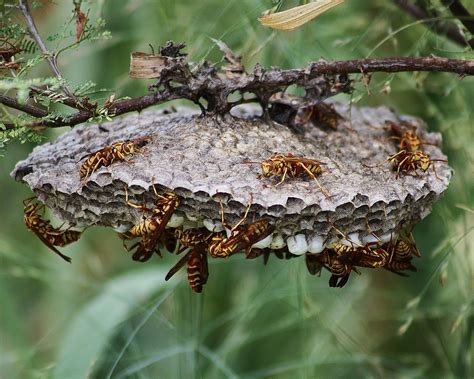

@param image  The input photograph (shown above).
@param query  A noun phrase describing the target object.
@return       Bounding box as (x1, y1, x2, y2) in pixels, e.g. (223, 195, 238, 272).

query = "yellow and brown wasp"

(332, 242, 389, 269)
(243, 153, 330, 197)
(296, 102, 344, 130)
(384, 228, 421, 262)
(366, 150, 447, 179)
(384, 259, 417, 276)
(165, 244, 209, 293)
(79, 136, 150, 180)
(165, 228, 218, 293)
(122, 185, 180, 262)
(386, 121, 436, 153)
(309, 249, 360, 288)
(208, 200, 275, 258)
(23, 197, 82, 262)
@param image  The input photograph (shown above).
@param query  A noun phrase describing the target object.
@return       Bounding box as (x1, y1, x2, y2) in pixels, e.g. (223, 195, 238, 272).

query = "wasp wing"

(32, 229, 72, 263)
(165, 250, 192, 281)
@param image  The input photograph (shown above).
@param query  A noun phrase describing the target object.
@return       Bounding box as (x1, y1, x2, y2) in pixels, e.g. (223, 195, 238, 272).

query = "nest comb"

(11, 103, 452, 255)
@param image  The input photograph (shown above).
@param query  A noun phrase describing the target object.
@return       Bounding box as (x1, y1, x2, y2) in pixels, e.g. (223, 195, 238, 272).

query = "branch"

(393, 0, 474, 48)
(308, 56, 474, 75)
(0, 94, 49, 117)
(18, 0, 79, 103)
(2, 54, 472, 131)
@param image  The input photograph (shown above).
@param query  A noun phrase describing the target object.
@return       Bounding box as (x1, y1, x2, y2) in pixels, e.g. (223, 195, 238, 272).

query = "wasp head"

(261, 160, 275, 177)
(416, 152, 431, 171)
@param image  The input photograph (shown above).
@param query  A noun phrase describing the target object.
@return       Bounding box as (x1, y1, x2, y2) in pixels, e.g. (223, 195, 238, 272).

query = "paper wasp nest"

(12, 104, 451, 254)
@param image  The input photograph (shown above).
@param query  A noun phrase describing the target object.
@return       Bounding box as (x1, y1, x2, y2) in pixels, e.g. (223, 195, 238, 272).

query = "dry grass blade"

(259, 0, 344, 31)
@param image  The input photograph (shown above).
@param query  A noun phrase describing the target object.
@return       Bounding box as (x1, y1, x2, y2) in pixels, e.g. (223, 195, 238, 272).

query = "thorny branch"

(393, 0, 474, 48)
(0, 94, 48, 118)
(3, 0, 474, 132)
(2, 45, 474, 131)
(18, 0, 79, 103)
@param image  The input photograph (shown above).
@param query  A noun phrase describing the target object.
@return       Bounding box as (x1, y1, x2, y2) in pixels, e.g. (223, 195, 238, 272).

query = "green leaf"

(53, 267, 175, 379)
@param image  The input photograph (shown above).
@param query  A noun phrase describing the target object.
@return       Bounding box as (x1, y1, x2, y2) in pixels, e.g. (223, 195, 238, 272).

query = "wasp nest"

(12, 102, 451, 258)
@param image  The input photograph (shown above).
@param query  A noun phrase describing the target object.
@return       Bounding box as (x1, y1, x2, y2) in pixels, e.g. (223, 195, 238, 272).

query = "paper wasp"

(242, 153, 330, 197)
(385, 229, 421, 262)
(332, 242, 389, 269)
(79, 136, 150, 180)
(208, 199, 275, 258)
(384, 259, 417, 276)
(365, 150, 447, 178)
(165, 228, 217, 293)
(305, 253, 324, 275)
(165, 244, 209, 293)
(309, 249, 359, 288)
(296, 102, 344, 130)
(386, 121, 435, 153)
(23, 197, 82, 262)
(122, 185, 179, 262)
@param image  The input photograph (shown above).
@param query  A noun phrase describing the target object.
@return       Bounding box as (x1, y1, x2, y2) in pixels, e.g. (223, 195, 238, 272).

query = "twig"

(393, 0, 474, 48)
(18, 0, 79, 103)
(308, 56, 474, 75)
(2, 55, 473, 131)
(0, 94, 48, 117)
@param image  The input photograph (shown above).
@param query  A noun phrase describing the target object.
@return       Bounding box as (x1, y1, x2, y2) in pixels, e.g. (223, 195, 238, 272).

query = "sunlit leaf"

(259, 0, 344, 31)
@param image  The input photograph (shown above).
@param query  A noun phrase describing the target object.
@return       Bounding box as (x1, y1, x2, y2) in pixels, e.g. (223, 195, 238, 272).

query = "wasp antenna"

(240, 161, 261, 165)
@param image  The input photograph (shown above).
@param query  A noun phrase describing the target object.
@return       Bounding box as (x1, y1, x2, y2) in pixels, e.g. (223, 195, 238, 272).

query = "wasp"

(165, 228, 217, 293)
(384, 229, 421, 262)
(365, 150, 447, 179)
(165, 244, 209, 293)
(386, 121, 436, 152)
(208, 199, 275, 258)
(389, 150, 448, 178)
(173, 227, 216, 251)
(305, 253, 324, 275)
(122, 185, 179, 262)
(384, 259, 417, 276)
(311, 249, 360, 288)
(243, 153, 330, 197)
(296, 102, 344, 130)
(79, 136, 150, 179)
(332, 242, 389, 269)
(23, 197, 82, 262)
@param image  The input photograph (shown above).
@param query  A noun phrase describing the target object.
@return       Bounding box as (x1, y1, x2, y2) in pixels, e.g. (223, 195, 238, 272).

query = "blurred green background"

(1, 1, 473, 378)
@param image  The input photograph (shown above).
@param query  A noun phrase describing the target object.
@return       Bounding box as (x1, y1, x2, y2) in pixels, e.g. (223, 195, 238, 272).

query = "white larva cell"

(113, 224, 133, 233)
(348, 232, 362, 245)
(185, 212, 201, 222)
(166, 213, 185, 228)
(339, 232, 362, 247)
(270, 234, 286, 249)
(287, 234, 308, 255)
(252, 233, 273, 249)
(379, 233, 393, 244)
(308, 235, 325, 253)
(182, 220, 199, 230)
(203, 219, 224, 232)
(362, 233, 380, 245)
